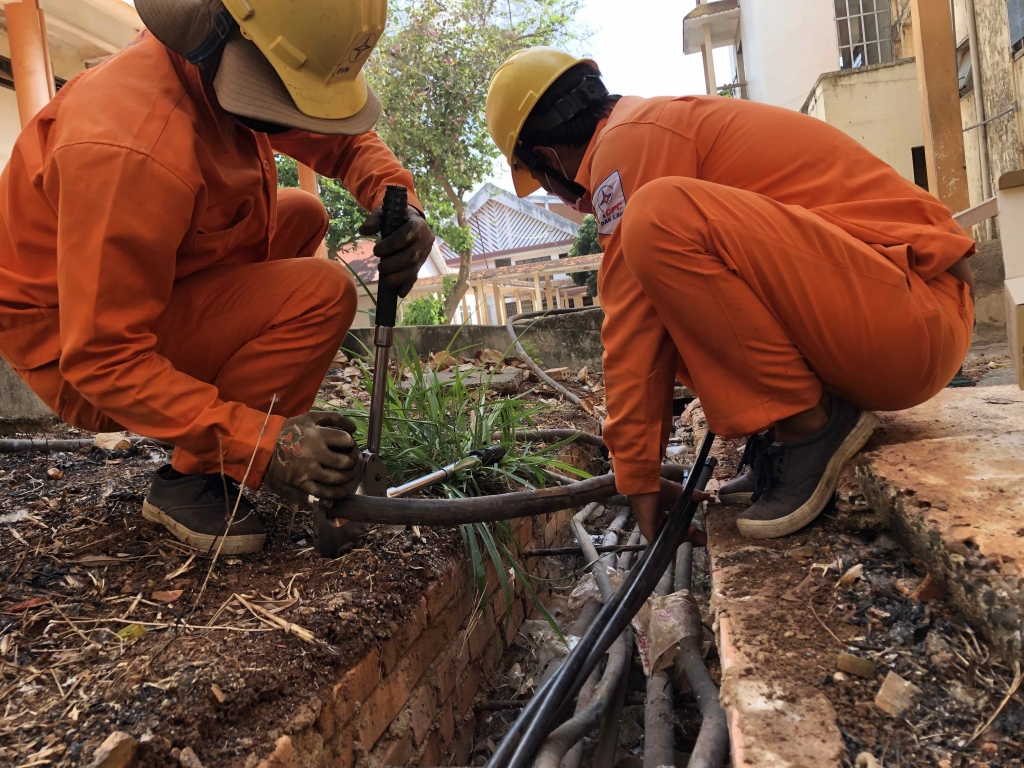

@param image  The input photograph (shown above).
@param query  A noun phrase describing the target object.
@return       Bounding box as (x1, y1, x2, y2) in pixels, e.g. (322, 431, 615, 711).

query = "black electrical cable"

(486, 431, 717, 768)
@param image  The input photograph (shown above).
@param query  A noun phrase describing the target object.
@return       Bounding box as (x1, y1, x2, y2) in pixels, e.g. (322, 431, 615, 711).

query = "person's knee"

(278, 188, 330, 244)
(304, 259, 357, 340)
(620, 178, 710, 270)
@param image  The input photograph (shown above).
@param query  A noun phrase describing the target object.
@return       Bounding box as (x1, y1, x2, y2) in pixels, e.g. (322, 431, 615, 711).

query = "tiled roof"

(413, 252, 602, 287)
(334, 240, 379, 283)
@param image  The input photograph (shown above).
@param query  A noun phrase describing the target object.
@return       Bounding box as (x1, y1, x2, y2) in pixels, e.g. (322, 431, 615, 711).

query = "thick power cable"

(486, 432, 717, 768)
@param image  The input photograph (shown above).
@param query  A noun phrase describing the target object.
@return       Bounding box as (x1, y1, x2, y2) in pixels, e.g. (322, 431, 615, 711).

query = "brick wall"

(249, 508, 575, 768)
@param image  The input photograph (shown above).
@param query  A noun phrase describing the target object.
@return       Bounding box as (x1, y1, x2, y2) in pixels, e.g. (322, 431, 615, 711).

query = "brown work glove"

(359, 205, 435, 298)
(263, 412, 362, 504)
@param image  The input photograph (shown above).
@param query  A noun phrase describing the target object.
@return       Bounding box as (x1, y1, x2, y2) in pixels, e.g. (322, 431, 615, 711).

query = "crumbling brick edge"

(856, 462, 1023, 663)
(243, 509, 575, 768)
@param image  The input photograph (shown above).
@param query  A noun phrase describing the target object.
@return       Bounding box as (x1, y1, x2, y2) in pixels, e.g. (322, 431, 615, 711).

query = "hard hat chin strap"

(186, 9, 237, 64)
(513, 148, 589, 205)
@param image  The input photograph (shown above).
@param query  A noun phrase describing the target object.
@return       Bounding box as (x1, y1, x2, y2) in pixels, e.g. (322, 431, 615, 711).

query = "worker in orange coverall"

(0, 0, 434, 554)
(486, 49, 975, 541)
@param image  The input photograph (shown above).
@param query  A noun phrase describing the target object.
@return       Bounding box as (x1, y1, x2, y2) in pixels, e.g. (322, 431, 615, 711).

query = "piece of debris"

(178, 746, 204, 768)
(543, 366, 570, 381)
(116, 623, 147, 641)
(476, 348, 504, 365)
(837, 652, 877, 679)
(911, 573, 945, 602)
(837, 563, 864, 587)
(210, 684, 226, 704)
(46, 467, 64, 480)
(577, 366, 589, 382)
(152, 589, 183, 603)
(786, 545, 816, 560)
(90, 731, 137, 768)
(874, 671, 922, 717)
(855, 753, 882, 768)
(94, 432, 132, 451)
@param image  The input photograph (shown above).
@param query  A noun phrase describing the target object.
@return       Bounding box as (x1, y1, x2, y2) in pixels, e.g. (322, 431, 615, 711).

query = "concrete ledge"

(343, 309, 605, 373)
(857, 385, 1024, 661)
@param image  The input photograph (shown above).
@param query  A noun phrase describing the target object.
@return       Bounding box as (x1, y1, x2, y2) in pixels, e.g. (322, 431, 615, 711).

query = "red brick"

(467, 604, 496, 660)
(544, 514, 558, 546)
(452, 715, 475, 766)
(333, 649, 381, 726)
(438, 701, 455, 745)
(382, 597, 428, 675)
(358, 669, 415, 752)
(317, 699, 336, 742)
(516, 517, 533, 549)
(418, 730, 443, 768)
(481, 631, 504, 681)
(503, 596, 526, 646)
(433, 643, 459, 703)
(452, 630, 471, 673)
(457, 666, 483, 716)
(409, 682, 437, 746)
(331, 725, 354, 768)
(378, 733, 413, 767)
(425, 561, 461, 620)
(446, 588, 475, 636)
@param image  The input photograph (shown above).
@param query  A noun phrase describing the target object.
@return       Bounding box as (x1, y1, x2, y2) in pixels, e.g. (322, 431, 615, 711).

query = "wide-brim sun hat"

(136, 0, 384, 136)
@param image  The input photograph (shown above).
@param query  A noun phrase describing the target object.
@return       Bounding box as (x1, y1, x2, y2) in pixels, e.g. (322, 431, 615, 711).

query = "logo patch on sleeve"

(594, 171, 626, 235)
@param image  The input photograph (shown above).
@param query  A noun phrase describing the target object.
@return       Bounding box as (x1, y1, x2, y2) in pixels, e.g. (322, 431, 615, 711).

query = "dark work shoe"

(737, 396, 879, 539)
(143, 465, 266, 554)
(719, 431, 771, 505)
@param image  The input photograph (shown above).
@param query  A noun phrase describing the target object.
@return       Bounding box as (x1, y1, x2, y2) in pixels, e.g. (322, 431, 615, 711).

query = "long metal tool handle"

(366, 185, 409, 455)
(487, 431, 717, 768)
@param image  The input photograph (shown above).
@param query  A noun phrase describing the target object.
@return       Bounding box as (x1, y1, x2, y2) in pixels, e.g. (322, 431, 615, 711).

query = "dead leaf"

(578, 395, 599, 415)
(837, 563, 864, 587)
(477, 348, 504, 365)
(46, 467, 64, 481)
(780, 574, 815, 602)
(77, 555, 123, 566)
(332, 350, 349, 366)
(4, 597, 47, 613)
(152, 589, 183, 603)
(94, 432, 131, 451)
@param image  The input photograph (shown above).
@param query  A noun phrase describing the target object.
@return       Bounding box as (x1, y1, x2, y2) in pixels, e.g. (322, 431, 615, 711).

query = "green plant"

(401, 294, 446, 326)
(326, 341, 588, 633)
(519, 339, 545, 368)
(569, 215, 601, 297)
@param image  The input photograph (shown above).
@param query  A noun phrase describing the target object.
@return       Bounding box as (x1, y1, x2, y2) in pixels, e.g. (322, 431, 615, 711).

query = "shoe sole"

(142, 500, 266, 555)
(719, 491, 753, 505)
(736, 411, 880, 540)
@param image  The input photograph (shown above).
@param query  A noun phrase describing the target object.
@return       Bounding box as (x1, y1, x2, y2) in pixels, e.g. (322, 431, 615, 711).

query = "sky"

(482, 0, 735, 193)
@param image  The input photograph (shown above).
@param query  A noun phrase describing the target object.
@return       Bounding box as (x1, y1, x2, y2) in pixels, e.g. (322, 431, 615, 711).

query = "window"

(520, 255, 554, 265)
(834, 0, 894, 69)
(558, 253, 570, 259)
(494, 257, 512, 268)
(1010, 0, 1024, 56)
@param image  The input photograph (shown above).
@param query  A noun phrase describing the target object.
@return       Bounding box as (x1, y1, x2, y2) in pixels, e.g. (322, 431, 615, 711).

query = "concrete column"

(544, 274, 555, 310)
(460, 293, 470, 325)
(908, 0, 969, 212)
(492, 281, 505, 325)
(473, 282, 485, 325)
(702, 23, 717, 96)
(514, 288, 522, 315)
(6, 0, 52, 127)
(533, 272, 543, 310)
(38, 8, 54, 99)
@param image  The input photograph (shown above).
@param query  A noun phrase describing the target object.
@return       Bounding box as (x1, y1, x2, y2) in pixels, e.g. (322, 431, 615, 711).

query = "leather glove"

(263, 411, 362, 503)
(358, 205, 435, 297)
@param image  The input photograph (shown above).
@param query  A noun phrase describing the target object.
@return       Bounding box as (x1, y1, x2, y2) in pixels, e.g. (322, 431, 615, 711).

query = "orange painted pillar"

(6, 0, 52, 127)
(296, 163, 330, 259)
(38, 8, 56, 99)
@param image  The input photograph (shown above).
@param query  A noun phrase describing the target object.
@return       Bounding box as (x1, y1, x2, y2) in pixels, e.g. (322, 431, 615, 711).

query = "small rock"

(577, 366, 589, 382)
(91, 732, 138, 768)
(152, 590, 183, 603)
(855, 753, 881, 768)
(911, 573, 945, 602)
(179, 747, 204, 768)
(980, 742, 999, 756)
(875, 671, 922, 717)
(837, 652, 877, 679)
(256, 736, 293, 768)
(833, 671, 849, 682)
(210, 684, 226, 704)
(543, 367, 570, 381)
(47, 467, 64, 481)
(787, 545, 816, 560)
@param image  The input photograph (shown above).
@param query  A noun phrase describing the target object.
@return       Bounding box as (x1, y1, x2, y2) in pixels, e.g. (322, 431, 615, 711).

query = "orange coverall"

(580, 96, 975, 496)
(0, 32, 421, 488)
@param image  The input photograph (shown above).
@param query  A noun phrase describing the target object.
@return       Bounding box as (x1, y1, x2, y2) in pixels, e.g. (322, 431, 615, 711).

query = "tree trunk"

(434, 163, 473, 322)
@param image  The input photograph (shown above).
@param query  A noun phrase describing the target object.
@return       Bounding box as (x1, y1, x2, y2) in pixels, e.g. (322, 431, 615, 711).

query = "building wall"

(805, 60, 924, 182)
(740, 0, 840, 109)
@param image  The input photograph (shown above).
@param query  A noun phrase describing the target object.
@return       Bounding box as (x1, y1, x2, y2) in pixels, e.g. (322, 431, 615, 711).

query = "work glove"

(630, 479, 711, 546)
(263, 411, 362, 504)
(359, 205, 435, 298)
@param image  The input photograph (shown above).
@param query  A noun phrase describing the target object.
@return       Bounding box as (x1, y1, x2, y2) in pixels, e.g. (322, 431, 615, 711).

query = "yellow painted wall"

(805, 60, 924, 183)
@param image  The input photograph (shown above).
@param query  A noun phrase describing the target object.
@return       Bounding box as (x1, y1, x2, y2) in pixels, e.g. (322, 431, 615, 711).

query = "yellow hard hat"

(220, 0, 385, 119)
(486, 47, 598, 197)
(137, 0, 386, 134)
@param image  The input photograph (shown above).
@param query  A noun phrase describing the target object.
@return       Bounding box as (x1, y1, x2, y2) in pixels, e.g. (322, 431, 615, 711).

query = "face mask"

(544, 155, 593, 214)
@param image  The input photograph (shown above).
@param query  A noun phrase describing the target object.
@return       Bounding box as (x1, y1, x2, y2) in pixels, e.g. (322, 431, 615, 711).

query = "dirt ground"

(0, 364, 601, 768)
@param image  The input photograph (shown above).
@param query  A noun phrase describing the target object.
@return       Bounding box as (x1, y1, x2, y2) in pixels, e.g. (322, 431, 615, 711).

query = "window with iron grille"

(834, 0, 894, 69)
(1010, 0, 1024, 56)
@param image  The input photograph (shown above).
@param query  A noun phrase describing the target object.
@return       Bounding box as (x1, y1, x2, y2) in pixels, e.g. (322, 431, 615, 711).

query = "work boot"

(143, 465, 266, 554)
(737, 396, 879, 539)
(718, 431, 771, 505)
